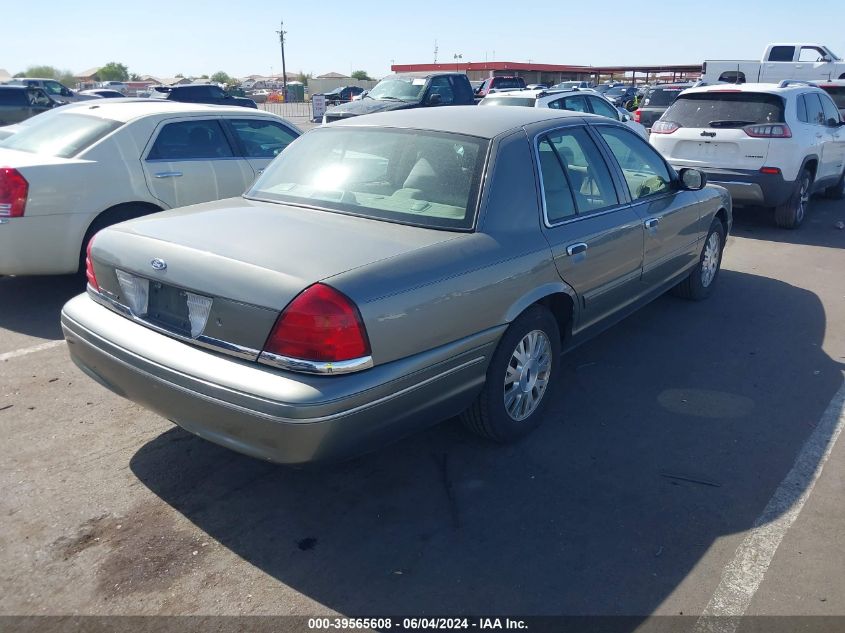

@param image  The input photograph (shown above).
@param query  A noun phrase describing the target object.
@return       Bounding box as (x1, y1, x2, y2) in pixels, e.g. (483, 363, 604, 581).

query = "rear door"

(536, 126, 644, 330)
(141, 117, 257, 208)
(224, 117, 300, 178)
(0, 89, 29, 125)
(818, 92, 845, 182)
(595, 124, 703, 286)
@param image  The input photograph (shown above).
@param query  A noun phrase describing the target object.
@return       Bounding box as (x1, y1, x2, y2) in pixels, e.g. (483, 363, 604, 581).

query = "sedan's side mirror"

(679, 168, 707, 191)
(427, 93, 442, 106)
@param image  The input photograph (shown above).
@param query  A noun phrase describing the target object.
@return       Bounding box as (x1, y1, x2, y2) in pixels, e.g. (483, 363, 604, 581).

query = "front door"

(141, 117, 256, 209)
(536, 126, 644, 332)
(593, 124, 703, 286)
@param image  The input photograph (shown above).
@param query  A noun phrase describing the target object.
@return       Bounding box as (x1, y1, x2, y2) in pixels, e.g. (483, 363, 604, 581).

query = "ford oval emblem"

(150, 258, 167, 271)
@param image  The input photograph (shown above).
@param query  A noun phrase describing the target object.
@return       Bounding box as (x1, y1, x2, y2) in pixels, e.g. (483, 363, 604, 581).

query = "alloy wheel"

(701, 231, 721, 288)
(503, 330, 552, 421)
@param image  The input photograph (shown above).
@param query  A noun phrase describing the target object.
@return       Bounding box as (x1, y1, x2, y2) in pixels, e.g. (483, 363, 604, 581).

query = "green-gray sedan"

(62, 106, 732, 464)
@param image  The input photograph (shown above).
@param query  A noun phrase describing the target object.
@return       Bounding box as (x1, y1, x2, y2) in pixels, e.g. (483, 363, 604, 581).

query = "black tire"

(825, 169, 845, 200)
(672, 217, 726, 301)
(461, 305, 561, 443)
(774, 168, 812, 229)
(77, 204, 160, 274)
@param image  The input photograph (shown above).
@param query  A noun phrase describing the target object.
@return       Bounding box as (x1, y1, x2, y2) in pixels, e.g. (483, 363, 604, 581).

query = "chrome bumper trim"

(258, 351, 374, 375)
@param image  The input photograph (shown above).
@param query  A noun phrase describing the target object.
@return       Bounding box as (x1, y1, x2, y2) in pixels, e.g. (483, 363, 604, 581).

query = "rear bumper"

(61, 294, 496, 464)
(0, 214, 87, 276)
(673, 166, 794, 207)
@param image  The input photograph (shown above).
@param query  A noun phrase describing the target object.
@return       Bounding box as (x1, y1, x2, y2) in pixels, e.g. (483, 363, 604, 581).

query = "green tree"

(16, 65, 77, 87)
(199, 74, 209, 79)
(210, 71, 232, 84)
(129, 73, 141, 81)
(351, 70, 371, 81)
(98, 62, 129, 82)
(295, 70, 312, 86)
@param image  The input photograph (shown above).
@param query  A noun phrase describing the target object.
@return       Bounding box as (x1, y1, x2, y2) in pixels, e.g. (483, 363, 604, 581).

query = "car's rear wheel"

(774, 168, 812, 229)
(461, 305, 560, 442)
(824, 169, 845, 200)
(672, 217, 726, 301)
(77, 204, 161, 276)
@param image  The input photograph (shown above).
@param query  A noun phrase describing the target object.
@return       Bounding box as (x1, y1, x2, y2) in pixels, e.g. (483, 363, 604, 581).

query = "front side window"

(43, 81, 64, 96)
(0, 113, 122, 157)
(247, 127, 487, 230)
(588, 96, 619, 120)
(598, 127, 672, 200)
(147, 120, 234, 160)
(537, 138, 576, 222)
(229, 119, 297, 158)
(27, 89, 52, 107)
(819, 94, 841, 125)
(798, 47, 827, 62)
(803, 93, 826, 125)
(539, 127, 618, 219)
(427, 77, 455, 105)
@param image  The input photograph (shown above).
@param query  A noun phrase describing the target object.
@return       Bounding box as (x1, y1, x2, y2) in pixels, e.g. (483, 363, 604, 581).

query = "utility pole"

(276, 20, 287, 91)
(433, 40, 438, 64)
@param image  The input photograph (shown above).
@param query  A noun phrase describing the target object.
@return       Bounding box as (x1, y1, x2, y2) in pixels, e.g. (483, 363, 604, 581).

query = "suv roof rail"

(778, 79, 814, 89)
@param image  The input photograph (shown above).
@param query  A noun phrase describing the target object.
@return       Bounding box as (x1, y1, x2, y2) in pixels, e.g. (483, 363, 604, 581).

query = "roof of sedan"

(326, 105, 595, 138)
(51, 100, 271, 122)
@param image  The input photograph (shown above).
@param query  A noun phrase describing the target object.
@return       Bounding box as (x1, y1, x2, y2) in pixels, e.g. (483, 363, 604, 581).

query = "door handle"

(154, 171, 183, 178)
(644, 217, 660, 229)
(257, 168, 265, 175)
(566, 242, 588, 256)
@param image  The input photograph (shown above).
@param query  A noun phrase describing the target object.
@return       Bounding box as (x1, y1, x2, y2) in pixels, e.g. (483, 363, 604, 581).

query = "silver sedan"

(62, 106, 732, 464)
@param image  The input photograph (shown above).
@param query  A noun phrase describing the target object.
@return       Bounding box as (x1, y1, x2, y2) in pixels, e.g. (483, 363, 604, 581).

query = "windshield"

(643, 87, 686, 107)
(479, 96, 536, 107)
(367, 77, 427, 102)
(0, 113, 122, 157)
(663, 92, 785, 128)
(822, 86, 845, 108)
(553, 82, 580, 90)
(246, 127, 487, 230)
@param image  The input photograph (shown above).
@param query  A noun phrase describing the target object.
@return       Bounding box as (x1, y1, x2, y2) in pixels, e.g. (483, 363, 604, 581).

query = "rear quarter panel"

(328, 129, 573, 366)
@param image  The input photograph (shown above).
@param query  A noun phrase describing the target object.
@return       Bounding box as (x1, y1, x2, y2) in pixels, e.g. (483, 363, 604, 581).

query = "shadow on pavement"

(130, 269, 844, 616)
(0, 275, 83, 340)
(731, 197, 844, 249)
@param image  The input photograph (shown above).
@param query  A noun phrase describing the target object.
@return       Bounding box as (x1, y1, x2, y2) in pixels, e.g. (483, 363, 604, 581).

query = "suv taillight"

(263, 284, 371, 362)
(651, 120, 679, 134)
(0, 167, 28, 218)
(633, 109, 642, 123)
(744, 123, 792, 138)
(85, 235, 99, 291)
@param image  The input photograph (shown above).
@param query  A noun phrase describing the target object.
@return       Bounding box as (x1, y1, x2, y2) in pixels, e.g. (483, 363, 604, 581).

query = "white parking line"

(0, 340, 65, 362)
(693, 376, 845, 633)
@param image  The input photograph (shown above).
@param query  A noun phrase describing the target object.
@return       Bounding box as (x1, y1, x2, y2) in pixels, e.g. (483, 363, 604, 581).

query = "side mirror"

(679, 168, 707, 191)
(427, 93, 442, 106)
(62, 88, 72, 97)
(826, 117, 841, 127)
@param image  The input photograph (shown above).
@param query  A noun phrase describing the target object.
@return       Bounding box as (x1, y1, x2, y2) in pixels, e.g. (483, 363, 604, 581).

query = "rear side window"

(228, 119, 297, 158)
(551, 95, 588, 113)
(663, 92, 785, 128)
(797, 95, 808, 122)
(768, 46, 795, 62)
(0, 89, 26, 105)
(147, 120, 235, 160)
(537, 138, 577, 222)
(539, 127, 619, 219)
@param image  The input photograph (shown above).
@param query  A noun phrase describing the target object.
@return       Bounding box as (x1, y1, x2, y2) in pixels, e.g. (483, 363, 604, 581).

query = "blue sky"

(4, 0, 844, 79)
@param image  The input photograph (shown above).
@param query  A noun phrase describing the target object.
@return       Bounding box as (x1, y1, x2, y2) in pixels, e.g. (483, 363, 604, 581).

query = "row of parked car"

(1, 64, 842, 466)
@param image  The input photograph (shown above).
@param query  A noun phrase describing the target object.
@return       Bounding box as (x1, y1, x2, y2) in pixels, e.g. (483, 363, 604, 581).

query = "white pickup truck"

(702, 43, 845, 85)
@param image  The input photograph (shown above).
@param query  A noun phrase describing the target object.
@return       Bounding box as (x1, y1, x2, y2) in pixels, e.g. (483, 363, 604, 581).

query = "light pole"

(454, 53, 463, 72)
(276, 21, 287, 92)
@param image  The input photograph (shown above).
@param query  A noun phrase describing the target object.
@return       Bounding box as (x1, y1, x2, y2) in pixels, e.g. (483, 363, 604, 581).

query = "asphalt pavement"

(0, 196, 843, 628)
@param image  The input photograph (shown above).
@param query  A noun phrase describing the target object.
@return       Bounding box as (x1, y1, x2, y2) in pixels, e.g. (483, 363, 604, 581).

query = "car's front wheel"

(461, 305, 561, 442)
(672, 217, 726, 301)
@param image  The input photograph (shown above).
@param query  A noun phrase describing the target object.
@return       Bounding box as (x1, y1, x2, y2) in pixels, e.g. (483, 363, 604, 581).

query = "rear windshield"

(0, 112, 122, 157)
(642, 87, 686, 107)
(247, 127, 488, 231)
(822, 86, 845, 108)
(662, 92, 785, 128)
(479, 97, 536, 107)
(492, 78, 525, 89)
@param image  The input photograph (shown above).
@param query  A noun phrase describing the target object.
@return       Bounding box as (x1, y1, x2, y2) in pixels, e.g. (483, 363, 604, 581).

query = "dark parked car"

(323, 72, 475, 123)
(5, 78, 97, 103)
(78, 89, 126, 99)
(475, 75, 526, 98)
(321, 85, 365, 105)
(0, 85, 58, 125)
(633, 83, 693, 131)
(815, 81, 845, 118)
(604, 85, 639, 109)
(64, 106, 731, 464)
(149, 84, 257, 109)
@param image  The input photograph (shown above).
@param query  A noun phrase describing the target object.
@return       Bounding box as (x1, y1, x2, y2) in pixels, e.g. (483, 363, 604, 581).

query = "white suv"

(479, 88, 648, 138)
(650, 81, 845, 228)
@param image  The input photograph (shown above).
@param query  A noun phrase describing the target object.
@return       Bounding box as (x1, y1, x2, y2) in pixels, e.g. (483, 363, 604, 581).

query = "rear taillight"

(263, 283, 370, 363)
(633, 109, 642, 123)
(744, 123, 792, 138)
(85, 235, 99, 291)
(651, 120, 679, 134)
(759, 167, 782, 175)
(0, 167, 28, 218)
